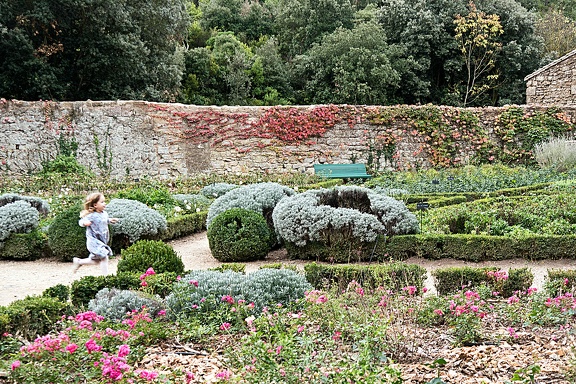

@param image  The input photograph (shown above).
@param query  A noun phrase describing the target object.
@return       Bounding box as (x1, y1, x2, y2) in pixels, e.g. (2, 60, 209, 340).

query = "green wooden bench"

(313, 163, 372, 179)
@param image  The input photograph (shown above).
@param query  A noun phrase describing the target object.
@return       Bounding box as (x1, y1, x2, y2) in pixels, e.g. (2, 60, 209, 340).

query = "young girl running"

(73, 192, 119, 275)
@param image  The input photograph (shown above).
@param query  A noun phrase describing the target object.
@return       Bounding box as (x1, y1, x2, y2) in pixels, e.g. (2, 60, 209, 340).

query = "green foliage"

(383, 233, 576, 262)
(304, 262, 427, 292)
(141, 272, 179, 297)
(0, 296, 68, 340)
(40, 155, 91, 176)
(42, 284, 70, 303)
(544, 269, 576, 296)
(207, 208, 272, 262)
(70, 273, 141, 308)
(88, 288, 164, 321)
(433, 267, 533, 296)
(424, 194, 576, 236)
(293, 21, 402, 105)
(0, 0, 189, 101)
(209, 263, 246, 273)
(0, 230, 49, 260)
(47, 204, 86, 261)
(117, 240, 184, 275)
(115, 186, 175, 207)
(161, 211, 207, 241)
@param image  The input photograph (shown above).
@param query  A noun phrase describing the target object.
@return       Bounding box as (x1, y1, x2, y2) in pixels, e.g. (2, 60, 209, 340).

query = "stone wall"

(525, 50, 576, 106)
(1, 100, 575, 179)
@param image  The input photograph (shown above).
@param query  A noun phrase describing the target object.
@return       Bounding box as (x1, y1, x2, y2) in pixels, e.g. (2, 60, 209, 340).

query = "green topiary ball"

(117, 240, 184, 275)
(47, 204, 88, 262)
(207, 208, 272, 262)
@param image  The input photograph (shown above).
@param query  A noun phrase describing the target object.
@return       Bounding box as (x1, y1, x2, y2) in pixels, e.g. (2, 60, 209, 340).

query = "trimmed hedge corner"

(433, 266, 533, 296)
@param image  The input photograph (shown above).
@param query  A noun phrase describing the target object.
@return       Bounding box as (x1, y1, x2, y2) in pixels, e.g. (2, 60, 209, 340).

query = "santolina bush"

(0, 201, 40, 243)
(107, 199, 167, 243)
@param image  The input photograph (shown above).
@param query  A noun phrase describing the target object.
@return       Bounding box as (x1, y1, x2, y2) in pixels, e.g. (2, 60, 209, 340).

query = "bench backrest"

(313, 163, 371, 179)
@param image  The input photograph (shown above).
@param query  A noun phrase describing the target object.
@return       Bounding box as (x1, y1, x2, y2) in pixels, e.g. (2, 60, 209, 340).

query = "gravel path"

(1, 232, 576, 306)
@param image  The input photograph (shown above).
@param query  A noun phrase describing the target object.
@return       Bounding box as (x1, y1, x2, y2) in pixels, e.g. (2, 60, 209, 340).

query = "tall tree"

(535, 8, 576, 58)
(454, 2, 503, 106)
(0, 0, 189, 101)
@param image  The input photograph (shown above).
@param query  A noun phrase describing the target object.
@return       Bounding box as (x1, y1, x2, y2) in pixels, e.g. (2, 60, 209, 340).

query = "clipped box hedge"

(381, 234, 576, 262)
(0, 230, 50, 260)
(432, 266, 533, 296)
(161, 211, 208, 241)
(0, 296, 69, 339)
(304, 262, 426, 292)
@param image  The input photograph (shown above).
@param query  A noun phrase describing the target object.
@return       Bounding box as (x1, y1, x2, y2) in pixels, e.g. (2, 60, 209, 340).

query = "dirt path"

(1, 232, 576, 307)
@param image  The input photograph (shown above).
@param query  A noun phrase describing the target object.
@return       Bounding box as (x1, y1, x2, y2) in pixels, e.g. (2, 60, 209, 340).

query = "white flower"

(174, 206, 182, 212)
(196, 207, 201, 213)
(186, 205, 191, 210)
(294, 186, 299, 191)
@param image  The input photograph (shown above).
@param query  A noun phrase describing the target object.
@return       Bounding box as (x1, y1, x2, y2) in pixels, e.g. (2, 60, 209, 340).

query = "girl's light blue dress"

(79, 211, 113, 260)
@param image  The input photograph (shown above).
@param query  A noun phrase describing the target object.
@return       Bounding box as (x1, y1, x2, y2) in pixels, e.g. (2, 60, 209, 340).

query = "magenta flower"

(139, 370, 159, 380)
(145, 267, 156, 276)
(118, 344, 131, 358)
(10, 360, 20, 370)
(189, 280, 199, 287)
(216, 370, 232, 380)
(66, 343, 78, 354)
(220, 322, 232, 331)
(85, 339, 102, 353)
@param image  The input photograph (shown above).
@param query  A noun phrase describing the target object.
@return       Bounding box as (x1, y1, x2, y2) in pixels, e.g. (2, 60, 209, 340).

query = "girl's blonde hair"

(80, 192, 104, 218)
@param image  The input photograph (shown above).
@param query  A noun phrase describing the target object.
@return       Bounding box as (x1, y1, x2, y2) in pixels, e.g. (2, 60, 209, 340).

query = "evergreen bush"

(88, 288, 164, 321)
(207, 208, 272, 262)
(0, 296, 68, 340)
(433, 266, 534, 296)
(117, 240, 184, 275)
(0, 230, 49, 260)
(106, 198, 167, 245)
(42, 284, 70, 303)
(544, 269, 576, 296)
(274, 186, 418, 261)
(115, 186, 176, 207)
(173, 193, 212, 211)
(162, 211, 207, 241)
(47, 204, 87, 262)
(166, 269, 312, 319)
(70, 273, 141, 308)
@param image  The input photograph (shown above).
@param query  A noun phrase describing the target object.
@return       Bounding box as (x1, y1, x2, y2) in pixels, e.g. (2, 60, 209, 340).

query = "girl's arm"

(79, 218, 92, 227)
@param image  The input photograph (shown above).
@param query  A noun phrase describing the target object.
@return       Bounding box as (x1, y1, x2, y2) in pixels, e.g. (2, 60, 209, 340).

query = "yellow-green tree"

(454, 2, 503, 106)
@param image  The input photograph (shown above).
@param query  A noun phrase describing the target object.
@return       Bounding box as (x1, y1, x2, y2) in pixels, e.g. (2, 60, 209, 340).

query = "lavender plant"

(0, 201, 40, 242)
(200, 183, 238, 198)
(206, 182, 294, 228)
(88, 288, 164, 321)
(273, 186, 418, 248)
(106, 199, 167, 242)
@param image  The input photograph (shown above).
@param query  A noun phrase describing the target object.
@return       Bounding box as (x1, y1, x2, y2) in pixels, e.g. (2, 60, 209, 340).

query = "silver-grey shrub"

(200, 183, 238, 198)
(273, 186, 419, 247)
(0, 201, 40, 242)
(107, 199, 167, 242)
(534, 136, 576, 172)
(166, 268, 312, 319)
(0, 193, 50, 216)
(206, 182, 295, 228)
(88, 288, 164, 321)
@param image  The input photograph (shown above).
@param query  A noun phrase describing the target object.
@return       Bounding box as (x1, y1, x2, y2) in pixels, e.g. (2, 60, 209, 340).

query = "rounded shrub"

(88, 288, 164, 321)
(273, 186, 419, 262)
(117, 240, 184, 275)
(47, 204, 87, 262)
(207, 208, 272, 262)
(0, 193, 50, 216)
(106, 198, 168, 251)
(0, 200, 40, 243)
(0, 229, 49, 260)
(200, 183, 238, 198)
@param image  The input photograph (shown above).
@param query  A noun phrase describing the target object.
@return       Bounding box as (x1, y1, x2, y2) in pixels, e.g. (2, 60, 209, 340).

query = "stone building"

(525, 48, 576, 106)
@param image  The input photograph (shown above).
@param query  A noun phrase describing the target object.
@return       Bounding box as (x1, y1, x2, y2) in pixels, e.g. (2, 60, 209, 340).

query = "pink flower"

(186, 372, 195, 383)
(220, 322, 231, 331)
(422, 287, 428, 293)
(189, 280, 199, 287)
(507, 295, 519, 305)
(66, 343, 78, 353)
(276, 345, 283, 354)
(145, 267, 155, 276)
(177, 275, 182, 281)
(221, 295, 234, 304)
(297, 325, 305, 333)
(215, 370, 232, 380)
(279, 368, 286, 377)
(157, 310, 166, 316)
(507, 327, 519, 339)
(332, 331, 342, 340)
(118, 344, 130, 358)
(85, 339, 102, 353)
(433, 309, 444, 316)
(11, 360, 20, 370)
(402, 286, 417, 295)
(141, 281, 148, 287)
(315, 295, 327, 304)
(139, 370, 159, 380)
